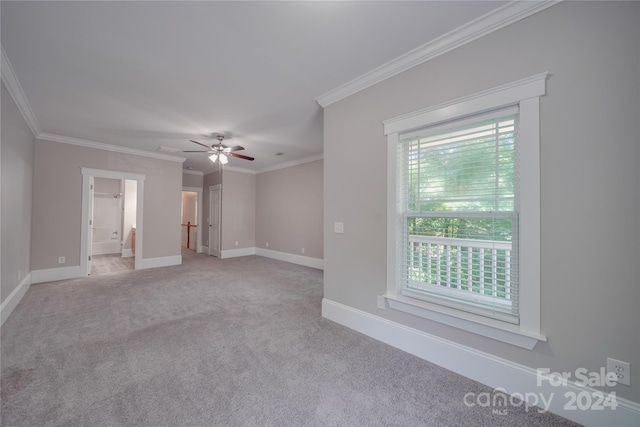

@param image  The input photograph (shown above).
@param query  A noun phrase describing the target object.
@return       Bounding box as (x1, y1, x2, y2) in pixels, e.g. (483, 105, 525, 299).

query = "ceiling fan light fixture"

(209, 153, 218, 163)
(219, 153, 229, 165)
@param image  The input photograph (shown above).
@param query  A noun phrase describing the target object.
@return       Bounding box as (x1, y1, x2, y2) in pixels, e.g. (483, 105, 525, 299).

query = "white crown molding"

(256, 154, 323, 174)
(182, 169, 204, 176)
(224, 165, 256, 175)
(315, 0, 561, 108)
(38, 132, 185, 163)
(1, 45, 41, 136)
(200, 154, 324, 175)
(202, 164, 254, 175)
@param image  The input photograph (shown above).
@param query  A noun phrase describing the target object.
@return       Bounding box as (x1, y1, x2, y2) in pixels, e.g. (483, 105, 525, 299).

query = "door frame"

(182, 186, 203, 253)
(81, 167, 145, 275)
(209, 184, 221, 257)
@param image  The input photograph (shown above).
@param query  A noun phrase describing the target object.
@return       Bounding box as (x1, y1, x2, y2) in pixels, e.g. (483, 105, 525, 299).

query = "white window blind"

(398, 107, 520, 323)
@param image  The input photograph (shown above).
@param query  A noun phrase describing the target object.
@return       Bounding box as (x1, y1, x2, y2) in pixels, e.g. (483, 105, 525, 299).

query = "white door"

(87, 176, 95, 274)
(209, 185, 221, 257)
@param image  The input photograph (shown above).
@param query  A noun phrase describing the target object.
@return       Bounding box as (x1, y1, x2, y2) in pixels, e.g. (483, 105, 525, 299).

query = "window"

(383, 73, 547, 349)
(400, 108, 519, 323)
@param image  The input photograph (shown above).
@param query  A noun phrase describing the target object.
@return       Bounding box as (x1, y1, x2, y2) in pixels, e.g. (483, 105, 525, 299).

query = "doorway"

(81, 168, 145, 276)
(92, 177, 123, 256)
(89, 177, 137, 275)
(181, 191, 197, 252)
(182, 186, 203, 253)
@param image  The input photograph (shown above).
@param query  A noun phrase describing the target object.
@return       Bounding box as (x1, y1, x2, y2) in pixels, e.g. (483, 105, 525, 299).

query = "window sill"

(384, 294, 546, 350)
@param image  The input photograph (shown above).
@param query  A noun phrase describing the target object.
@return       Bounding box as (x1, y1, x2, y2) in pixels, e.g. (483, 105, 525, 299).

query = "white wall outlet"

(266, 242, 269, 248)
(58, 256, 65, 264)
(235, 241, 238, 246)
(377, 295, 386, 309)
(301, 247, 305, 254)
(607, 358, 631, 386)
(334, 222, 344, 234)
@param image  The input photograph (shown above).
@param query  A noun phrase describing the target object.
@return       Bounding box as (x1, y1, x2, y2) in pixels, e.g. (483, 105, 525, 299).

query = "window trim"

(383, 73, 548, 349)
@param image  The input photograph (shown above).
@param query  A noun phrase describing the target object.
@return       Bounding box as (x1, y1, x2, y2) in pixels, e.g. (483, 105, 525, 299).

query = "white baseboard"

(31, 265, 83, 284)
(201, 245, 209, 254)
(136, 255, 182, 270)
(221, 247, 256, 259)
(1, 272, 32, 326)
(255, 247, 324, 270)
(321, 298, 640, 427)
(121, 249, 134, 258)
(91, 243, 121, 255)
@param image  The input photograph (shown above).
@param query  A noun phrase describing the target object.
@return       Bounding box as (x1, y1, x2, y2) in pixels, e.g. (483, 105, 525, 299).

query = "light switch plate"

(334, 222, 344, 234)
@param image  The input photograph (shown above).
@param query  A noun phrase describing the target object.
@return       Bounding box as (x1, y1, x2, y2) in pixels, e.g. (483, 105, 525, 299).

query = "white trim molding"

(1, 45, 41, 136)
(81, 168, 146, 275)
(214, 247, 325, 270)
(1, 272, 32, 326)
(256, 154, 324, 174)
(384, 73, 547, 348)
(255, 248, 324, 270)
(224, 165, 256, 175)
(203, 165, 253, 175)
(322, 299, 640, 427)
(136, 255, 182, 270)
(41, 133, 185, 163)
(220, 247, 256, 259)
(182, 169, 204, 176)
(31, 266, 83, 284)
(385, 295, 544, 350)
(121, 249, 134, 258)
(383, 72, 548, 135)
(201, 154, 324, 176)
(316, 2, 559, 107)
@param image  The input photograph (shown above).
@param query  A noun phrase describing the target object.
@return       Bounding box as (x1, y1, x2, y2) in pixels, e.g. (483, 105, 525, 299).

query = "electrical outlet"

(377, 295, 386, 309)
(607, 358, 631, 386)
(266, 242, 269, 248)
(58, 256, 65, 264)
(334, 222, 344, 234)
(235, 241, 238, 246)
(301, 247, 305, 254)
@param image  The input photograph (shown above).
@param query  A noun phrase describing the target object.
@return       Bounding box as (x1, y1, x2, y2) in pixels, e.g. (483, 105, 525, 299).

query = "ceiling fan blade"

(229, 145, 245, 152)
(183, 150, 211, 153)
(189, 140, 211, 148)
(230, 153, 254, 161)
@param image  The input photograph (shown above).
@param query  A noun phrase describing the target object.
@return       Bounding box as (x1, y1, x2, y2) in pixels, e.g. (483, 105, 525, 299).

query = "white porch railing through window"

(405, 235, 515, 306)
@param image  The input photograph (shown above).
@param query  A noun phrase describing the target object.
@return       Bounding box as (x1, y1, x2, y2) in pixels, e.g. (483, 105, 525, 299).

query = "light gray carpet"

(1, 251, 579, 426)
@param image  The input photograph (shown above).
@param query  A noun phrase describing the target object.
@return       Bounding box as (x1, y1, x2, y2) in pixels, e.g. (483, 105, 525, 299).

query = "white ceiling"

(1, 1, 508, 173)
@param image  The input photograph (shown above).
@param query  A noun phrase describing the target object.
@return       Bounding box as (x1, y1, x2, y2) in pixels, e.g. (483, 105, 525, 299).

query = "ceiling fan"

(184, 134, 254, 164)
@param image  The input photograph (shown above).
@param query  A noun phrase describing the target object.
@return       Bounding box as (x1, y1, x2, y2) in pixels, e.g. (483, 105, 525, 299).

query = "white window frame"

(383, 73, 548, 349)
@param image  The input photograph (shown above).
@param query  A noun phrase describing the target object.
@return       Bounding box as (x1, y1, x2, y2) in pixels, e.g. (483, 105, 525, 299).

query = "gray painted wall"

(31, 139, 183, 269)
(324, 1, 639, 402)
(1, 81, 35, 304)
(221, 170, 256, 251)
(182, 172, 203, 188)
(256, 160, 323, 259)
